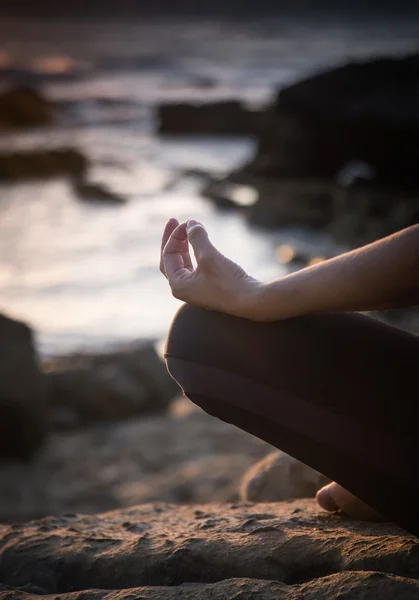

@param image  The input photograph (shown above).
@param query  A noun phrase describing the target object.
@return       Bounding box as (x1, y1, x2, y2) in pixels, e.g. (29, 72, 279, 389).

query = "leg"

(165, 304, 419, 537)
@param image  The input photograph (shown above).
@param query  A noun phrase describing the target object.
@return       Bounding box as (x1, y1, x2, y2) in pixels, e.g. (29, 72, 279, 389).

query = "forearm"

(255, 225, 419, 321)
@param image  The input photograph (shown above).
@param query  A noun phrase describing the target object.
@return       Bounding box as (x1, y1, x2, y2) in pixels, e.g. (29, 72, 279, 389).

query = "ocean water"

(0, 15, 418, 356)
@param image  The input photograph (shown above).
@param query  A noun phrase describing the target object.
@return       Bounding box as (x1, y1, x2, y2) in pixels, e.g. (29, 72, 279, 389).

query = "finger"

(168, 220, 193, 272)
(180, 233, 193, 272)
(161, 218, 193, 275)
(186, 219, 216, 264)
(160, 218, 179, 276)
(163, 221, 193, 282)
(316, 484, 339, 512)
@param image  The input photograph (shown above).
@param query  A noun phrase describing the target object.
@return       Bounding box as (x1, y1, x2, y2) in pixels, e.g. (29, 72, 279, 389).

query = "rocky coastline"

(1, 51, 419, 597)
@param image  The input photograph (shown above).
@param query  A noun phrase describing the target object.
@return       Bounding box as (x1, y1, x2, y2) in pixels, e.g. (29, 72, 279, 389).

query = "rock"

(213, 172, 418, 246)
(0, 575, 418, 600)
(240, 451, 330, 502)
(157, 100, 269, 135)
(0, 401, 271, 520)
(29, 55, 80, 78)
(229, 174, 335, 229)
(0, 500, 418, 598)
(0, 87, 50, 128)
(227, 53, 419, 246)
(325, 183, 419, 246)
(246, 179, 329, 229)
(182, 167, 214, 181)
(245, 53, 419, 187)
(0, 148, 88, 180)
(72, 179, 127, 205)
(202, 178, 259, 210)
(44, 345, 178, 428)
(0, 313, 48, 461)
(189, 74, 216, 88)
(279, 53, 419, 123)
(0, 61, 86, 84)
(120, 452, 267, 505)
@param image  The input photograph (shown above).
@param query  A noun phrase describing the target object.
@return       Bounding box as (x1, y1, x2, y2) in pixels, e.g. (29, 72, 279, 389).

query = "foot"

(316, 482, 384, 521)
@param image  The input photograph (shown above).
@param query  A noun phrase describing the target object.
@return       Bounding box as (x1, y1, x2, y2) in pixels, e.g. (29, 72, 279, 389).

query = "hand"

(160, 218, 262, 319)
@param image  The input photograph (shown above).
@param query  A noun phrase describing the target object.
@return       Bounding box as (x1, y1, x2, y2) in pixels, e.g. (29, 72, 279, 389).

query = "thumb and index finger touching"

(161, 218, 215, 282)
(184, 220, 214, 261)
(160, 218, 179, 276)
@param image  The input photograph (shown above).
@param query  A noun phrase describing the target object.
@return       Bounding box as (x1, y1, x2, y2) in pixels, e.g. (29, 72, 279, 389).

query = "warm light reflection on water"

(0, 134, 284, 356)
(31, 55, 77, 74)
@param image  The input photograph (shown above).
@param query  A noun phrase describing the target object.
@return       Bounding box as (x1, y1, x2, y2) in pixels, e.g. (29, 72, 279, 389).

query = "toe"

(317, 482, 385, 521)
(316, 483, 340, 512)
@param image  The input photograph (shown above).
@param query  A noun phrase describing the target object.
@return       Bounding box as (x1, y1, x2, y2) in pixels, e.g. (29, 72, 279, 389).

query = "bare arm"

(254, 224, 419, 321)
(161, 220, 419, 322)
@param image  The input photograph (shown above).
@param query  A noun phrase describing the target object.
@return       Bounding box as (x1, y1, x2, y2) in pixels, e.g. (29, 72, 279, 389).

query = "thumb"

(186, 220, 215, 261)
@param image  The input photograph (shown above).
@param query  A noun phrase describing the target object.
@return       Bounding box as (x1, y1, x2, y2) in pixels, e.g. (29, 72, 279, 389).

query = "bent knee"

(164, 303, 213, 359)
(164, 304, 213, 392)
(164, 303, 241, 363)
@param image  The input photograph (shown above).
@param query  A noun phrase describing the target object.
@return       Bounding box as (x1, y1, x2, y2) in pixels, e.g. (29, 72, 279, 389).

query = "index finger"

(163, 221, 190, 282)
(160, 218, 179, 276)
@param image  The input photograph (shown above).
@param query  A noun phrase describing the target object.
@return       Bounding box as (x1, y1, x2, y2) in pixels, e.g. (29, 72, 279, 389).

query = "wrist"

(236, 280, 281, 322)
(246, 278, 301, 322)
(251, 281, 282, 321)
(232, 279, 264, 321)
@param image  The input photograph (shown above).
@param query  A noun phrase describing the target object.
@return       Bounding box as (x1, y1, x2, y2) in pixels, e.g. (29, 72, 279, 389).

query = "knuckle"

(171, 281, 192, 302)
(170, 283, 183, 300)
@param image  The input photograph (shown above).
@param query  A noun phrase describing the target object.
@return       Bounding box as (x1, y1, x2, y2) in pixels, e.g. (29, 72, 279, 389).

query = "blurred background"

(0, 0, 418, 521)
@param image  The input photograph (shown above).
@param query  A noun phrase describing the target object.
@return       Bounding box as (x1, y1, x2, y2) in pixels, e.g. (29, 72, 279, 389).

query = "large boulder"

(72, 179, 127, 205)
(0, 313, 48, 461)
(0, 148, 88, 180)
(245, 53, 419, 187)
(44, 345, 179, 429)
(158, 100, 268, 135)
(0, 87, 51, 128)
(203, 175, 336, 228)
(199, 56, 419, 245)
(0, 500, 418, 597)
(240, 450, 330, 502)
(205, 172, 419, 245)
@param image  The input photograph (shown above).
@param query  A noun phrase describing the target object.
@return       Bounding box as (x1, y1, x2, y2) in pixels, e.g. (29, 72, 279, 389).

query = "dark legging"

(164, 304, 419, 537)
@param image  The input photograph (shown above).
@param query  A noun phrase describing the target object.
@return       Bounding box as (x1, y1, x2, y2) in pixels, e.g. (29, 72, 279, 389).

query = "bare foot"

(316, 482, 385, 521)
